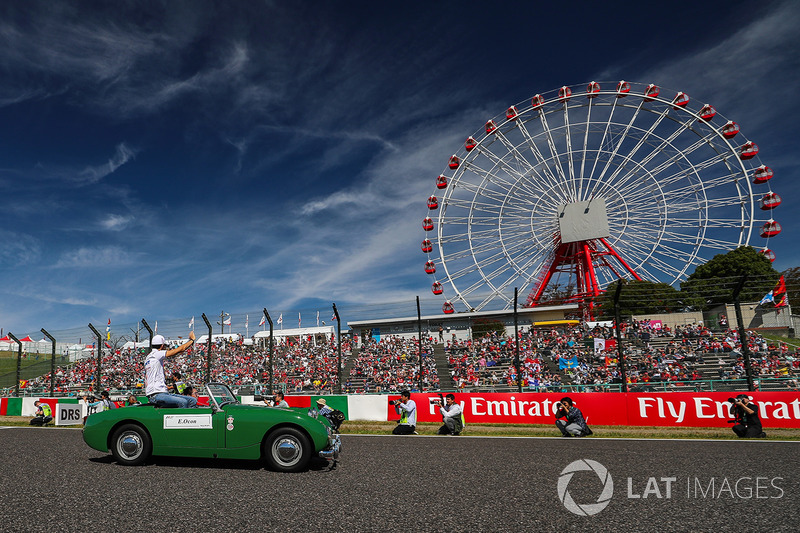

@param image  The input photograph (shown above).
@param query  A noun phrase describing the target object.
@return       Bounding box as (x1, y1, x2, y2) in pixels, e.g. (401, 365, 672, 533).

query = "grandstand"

(2, 306, 799, 398)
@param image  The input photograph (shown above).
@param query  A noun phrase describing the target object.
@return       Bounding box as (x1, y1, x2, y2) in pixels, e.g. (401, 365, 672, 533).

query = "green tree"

(680, 246, 779, 310)
(594, 279, 681, 318)
(781, 267, 800, 308)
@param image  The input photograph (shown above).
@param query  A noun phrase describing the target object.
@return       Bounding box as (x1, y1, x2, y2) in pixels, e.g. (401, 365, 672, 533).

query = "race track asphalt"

(1, 427, 798, 532)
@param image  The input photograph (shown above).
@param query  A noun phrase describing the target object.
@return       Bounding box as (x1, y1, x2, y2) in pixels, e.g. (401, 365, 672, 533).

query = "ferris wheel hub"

(557, 198, 610, 244)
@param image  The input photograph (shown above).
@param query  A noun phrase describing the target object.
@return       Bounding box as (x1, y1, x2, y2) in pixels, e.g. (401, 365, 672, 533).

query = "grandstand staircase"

(343, 347, 359, 389)
(432, 344, 456, 390)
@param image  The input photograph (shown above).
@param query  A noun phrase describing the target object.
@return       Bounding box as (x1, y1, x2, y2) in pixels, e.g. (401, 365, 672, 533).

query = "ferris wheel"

(421, 80, 781, 314)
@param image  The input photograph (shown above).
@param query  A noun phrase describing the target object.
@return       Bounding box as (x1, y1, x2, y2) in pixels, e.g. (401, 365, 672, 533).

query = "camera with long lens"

(727, 397, 737, 404)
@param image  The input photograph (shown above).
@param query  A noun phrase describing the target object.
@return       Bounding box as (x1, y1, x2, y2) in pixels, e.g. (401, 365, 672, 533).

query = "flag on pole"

(154, 321, 158, 333)
(278, 313, 283, 325)
(760, 275, 787, 307)
(774, 275, 788, 308)
(259, 315, 266, 327)
(559, 356, 579, 369)
(106, 319, 111, 341)
(223, 315, 232, 325)
(759, 290, 775, 306)
(316, 311, 320, 327)
(246, 315, 249, 328)
(189, 316, 195, 329)
(298, 312, 301, 327)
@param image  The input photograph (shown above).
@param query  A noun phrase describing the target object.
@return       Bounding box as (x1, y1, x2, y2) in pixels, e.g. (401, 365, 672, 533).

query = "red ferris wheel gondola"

(424, 260, 436, 274)
(436, 175, 448, 189)
(759, 192, 781, 210)
(422, 217, 434, 231)
(448, 155, 460, 169)
(485, 120, 497, 134)
(759, 248, 776, 263)
(760, 220, 781, 238)
(431, 281, 443, 295)
(616, 80, 631, 97)
(421, 239, 432, 253)
(721, 121, 740, 139)
(465, 137, 477, 151)
(506, 106, 519, 120)
(672, 92, 689, 109)
(586, 81, 600, 98)
(427, 196, 439, 210)
(753, 165, 773, 184)
(740, 142, 759, 160)
(643, 84, 660, 101)
(442, 301, 455, 314)
(698, 104, 716, 121)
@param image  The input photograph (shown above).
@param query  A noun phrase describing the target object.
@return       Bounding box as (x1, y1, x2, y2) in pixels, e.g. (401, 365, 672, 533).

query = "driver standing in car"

(145, 331, 198, 408)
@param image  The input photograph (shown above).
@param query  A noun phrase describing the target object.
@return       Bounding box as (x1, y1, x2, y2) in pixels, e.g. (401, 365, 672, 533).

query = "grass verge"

(341, 421, 800, 440)
(3, 416, 799, 440)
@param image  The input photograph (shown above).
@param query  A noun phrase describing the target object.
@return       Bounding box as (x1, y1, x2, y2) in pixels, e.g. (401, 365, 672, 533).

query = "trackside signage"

(386, 392, 800, 428)
(55, 404, 83, 425)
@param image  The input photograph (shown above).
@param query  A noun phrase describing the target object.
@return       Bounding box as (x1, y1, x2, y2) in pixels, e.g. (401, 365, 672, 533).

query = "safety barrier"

(4, 391, 799, 428)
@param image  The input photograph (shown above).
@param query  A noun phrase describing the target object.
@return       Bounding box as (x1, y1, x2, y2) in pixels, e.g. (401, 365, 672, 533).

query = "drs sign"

(56, 404, 83, 426)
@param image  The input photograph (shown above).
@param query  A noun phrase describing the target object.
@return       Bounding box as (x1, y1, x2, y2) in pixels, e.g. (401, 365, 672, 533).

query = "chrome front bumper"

(319, 434, 341, 460)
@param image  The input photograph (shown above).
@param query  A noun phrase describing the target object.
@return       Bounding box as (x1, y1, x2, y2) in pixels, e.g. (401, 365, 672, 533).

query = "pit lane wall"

(4, 392, 800, 428)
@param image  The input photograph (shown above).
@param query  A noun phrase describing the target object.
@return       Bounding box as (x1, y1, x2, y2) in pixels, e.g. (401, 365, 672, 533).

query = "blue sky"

(2, 0, 799, 338)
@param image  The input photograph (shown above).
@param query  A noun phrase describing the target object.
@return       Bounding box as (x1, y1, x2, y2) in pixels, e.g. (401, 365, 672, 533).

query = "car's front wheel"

(111, 424, 152, 466)
(264, 427, 311, 473)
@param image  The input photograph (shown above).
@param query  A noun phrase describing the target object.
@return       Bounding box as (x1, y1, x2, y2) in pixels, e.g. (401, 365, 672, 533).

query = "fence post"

(613, 281, 628, 393)
(41, 328, 56, 396)
(88, 323, 103, 394)
(202, 314, 213, 384)
(333, 303, 342, 394)
(141, 319, 153, 353)
(263, 308, 274, 394)
(8, 333, 21, 397)
(514, 288, 522, 393)
(732, 275, 755, 391)
(416, 296, 423, 392)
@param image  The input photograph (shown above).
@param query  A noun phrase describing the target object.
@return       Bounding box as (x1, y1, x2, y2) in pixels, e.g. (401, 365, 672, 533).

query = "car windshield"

(204, 383, 238, 409)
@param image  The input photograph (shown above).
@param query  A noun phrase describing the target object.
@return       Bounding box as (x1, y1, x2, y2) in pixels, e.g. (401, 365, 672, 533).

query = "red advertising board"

(386, 391, 800, 428)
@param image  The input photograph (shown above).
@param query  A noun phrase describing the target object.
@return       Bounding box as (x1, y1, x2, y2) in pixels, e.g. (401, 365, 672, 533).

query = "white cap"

(152, 334, 166, 346)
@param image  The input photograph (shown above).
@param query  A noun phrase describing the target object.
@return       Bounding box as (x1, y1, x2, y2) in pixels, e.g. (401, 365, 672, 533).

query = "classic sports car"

(82, 383, 341, 472)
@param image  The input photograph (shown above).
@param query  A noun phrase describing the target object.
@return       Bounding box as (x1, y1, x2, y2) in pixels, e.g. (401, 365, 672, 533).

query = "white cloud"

(55, 246, 136, 268)
(77, 143, 136, 184)
(100, 214, 134, 231)
(0, 231, 41, 265)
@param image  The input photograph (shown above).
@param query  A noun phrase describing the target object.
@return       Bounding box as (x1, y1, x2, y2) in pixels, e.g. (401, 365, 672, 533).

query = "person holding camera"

(555, 397, 592, 437)
(437, 393, 463, 435)
(30, 400, 53, 426)
(391, 390, 417, 435)
(729, 394, 766, 438)
(269, 392, 289, 408)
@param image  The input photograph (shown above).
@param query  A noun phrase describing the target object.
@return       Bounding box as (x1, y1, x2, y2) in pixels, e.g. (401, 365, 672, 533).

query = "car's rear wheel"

(111, 424, 152, 466)
(264, 427, 311, 473)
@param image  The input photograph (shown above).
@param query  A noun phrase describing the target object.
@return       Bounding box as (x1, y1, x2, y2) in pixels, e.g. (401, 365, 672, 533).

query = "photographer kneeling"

(729, 394, 766, 438)
(437, 393, 463, 436)
(555, 397, 592, 437)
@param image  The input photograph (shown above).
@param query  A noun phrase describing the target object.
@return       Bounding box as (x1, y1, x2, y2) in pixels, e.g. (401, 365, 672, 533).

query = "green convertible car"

(83, 383, 341, 472)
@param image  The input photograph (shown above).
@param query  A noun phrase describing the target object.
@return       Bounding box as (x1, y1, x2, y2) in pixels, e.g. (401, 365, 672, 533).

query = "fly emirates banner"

(386, 392, 800, 428)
